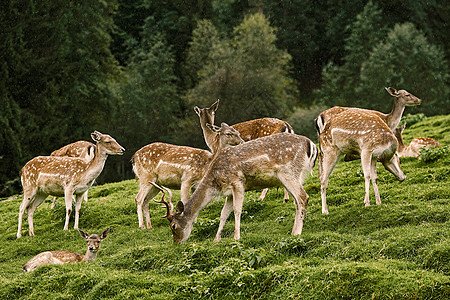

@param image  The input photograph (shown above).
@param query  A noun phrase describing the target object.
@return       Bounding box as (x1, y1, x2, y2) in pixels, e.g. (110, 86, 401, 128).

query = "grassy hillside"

(0, 115, 449, 299)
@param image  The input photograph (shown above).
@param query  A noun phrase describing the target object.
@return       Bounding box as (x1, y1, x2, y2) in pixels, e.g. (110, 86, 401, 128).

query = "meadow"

(0, 115, 449, 299)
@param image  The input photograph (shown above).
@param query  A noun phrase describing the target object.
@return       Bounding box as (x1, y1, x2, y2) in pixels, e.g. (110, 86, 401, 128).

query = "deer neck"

(82, 145, 109, 183)
(385, 99, 405, 130)
(199, 120, 217, 152)
(183, 177, 219, 222)
(83, 250, 98, 262)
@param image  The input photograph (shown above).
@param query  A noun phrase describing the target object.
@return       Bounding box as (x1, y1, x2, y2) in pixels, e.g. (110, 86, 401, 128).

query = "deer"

(17, 131, 124, 238)
(23, 228, 110, 272)
(393, 123, 442, 159)
(49, 141, 96, 208)
(153, 132, 318, 244)
(315, 87, 421, 161)
(194, 99, 294, 202)
(131, 122, 243, 229)
(318, 109, 406, 215)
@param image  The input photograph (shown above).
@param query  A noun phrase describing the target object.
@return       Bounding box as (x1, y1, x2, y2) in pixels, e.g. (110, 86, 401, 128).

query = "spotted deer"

(132, 123, 243, 229)
(50, 141, 96, 208)
(316, 87, 421, 134)
(318, 109, 406, 214)
(17, 131, 124, 238)
(393, 123, 441, 159)
(23, 228, 110, 272)
(155, 132, 317, 244)
(194, 100, 294, 202)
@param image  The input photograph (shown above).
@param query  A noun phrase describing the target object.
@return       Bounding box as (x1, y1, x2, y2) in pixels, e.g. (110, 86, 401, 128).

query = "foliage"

(0, 115, 449, 299)
(186, 14, 298, 126)
(359, 22, 450, 115)
(286, 104, 328, 141)
(420, 145, 449, 164)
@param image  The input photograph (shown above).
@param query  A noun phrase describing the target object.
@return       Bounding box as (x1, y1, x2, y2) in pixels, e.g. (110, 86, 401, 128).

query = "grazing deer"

(318, 110, 406, 214)
(155, 132, 317, 244)
(194, 100, 294, 202)
(393, 123, 441, 159)
(23, 228, 110, 272)
(315, 88, 422, 162)
(50, 141, 96, 208)
(17, 131, 124, 238)
(132, 123, 243, 229)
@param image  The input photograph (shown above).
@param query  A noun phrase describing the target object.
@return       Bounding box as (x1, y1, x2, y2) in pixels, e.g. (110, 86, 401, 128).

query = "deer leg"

(83, 190, 88, 203)
(143, 186, 159, 229)
(258, 188, 269, 201)
(360, 150, 373, 207)
(26, 193, 47, 237)
(319, 149, 339, 214)
(370, 158, 381, 205)
(279, 174, 308, 235)
(214, 195, 234, 242)
(179, 180, 192, 204)
(73, 193, 84, 230)
(232, 185, 245, 240)
(63, 188, 74, 230)
(283, 188, 290, 203)
(17, 192, 32, 238)
(135, 183, 150, 229)
(50, 197, 57, 209)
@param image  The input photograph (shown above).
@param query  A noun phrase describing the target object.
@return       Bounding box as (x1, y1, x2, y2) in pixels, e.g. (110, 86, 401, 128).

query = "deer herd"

(16, 87, 442, 271)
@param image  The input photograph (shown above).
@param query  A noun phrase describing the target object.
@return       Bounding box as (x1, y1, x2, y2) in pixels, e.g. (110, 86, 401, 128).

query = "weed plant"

(0, 115, 449, 299)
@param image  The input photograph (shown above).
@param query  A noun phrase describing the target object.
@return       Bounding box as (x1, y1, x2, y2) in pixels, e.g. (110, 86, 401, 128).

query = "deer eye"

(171, 224, 176, 230)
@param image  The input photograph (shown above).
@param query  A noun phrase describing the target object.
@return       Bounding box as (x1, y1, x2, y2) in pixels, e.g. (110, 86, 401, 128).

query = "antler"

(149, 181, 174, 218)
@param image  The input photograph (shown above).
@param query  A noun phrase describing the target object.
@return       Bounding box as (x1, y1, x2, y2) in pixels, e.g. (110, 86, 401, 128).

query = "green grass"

(1, 115, 449, 299)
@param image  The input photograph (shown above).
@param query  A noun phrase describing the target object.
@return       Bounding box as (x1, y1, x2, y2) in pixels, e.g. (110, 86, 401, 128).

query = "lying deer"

(393, 123, 442, 159)
(318, 109, 406, 214)
(17, 131, 124, 238)
(132, 123, 243, 229)
(23, 228, 110, 272)
(155, 132, 317, 244)
(50, 141, 96, 208)
(194, 99, 294, 202)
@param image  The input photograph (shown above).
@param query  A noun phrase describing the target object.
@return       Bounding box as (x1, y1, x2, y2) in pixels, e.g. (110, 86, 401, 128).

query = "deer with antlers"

(23, 228, 110, 272)
(153, 132, 317, 244)
(131, 123, 243, 229)
(393, 123, 441, 159)
(17, 131, 124, 238)
(194, 99, 294, 202)
(49, 141, 96, 208)
(318, 109, 406, 214)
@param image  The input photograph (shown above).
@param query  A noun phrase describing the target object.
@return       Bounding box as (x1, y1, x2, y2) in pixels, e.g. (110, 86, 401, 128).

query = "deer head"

(385, 87, 421, 107)
(91, 131, 125, 155)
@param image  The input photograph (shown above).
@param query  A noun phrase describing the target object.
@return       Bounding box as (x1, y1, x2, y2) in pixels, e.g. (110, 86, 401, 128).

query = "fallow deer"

(50, 141, 96, 208)
(194, 100, 294, 202)
(23, 228, 110, 272)
(315, 87, 422, 134)
(393, 123, 442, 159)
(132, 123, 243, 229)
(17, 131, 124, 238)
(155, 132, 317, 244)
(318, 110, 406, 214)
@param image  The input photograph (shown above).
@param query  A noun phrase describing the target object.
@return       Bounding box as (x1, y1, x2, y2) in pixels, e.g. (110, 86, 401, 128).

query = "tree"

(359, 23, 450, 115)
(315, 1, 387, 108)
(186, 14, 298, 127)
(117, 33, 182, 177)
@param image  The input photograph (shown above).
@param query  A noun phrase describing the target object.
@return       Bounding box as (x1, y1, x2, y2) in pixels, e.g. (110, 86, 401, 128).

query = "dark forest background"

(1, 0, 449, 196)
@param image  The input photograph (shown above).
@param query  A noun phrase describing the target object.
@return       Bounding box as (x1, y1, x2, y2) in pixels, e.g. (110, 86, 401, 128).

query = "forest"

(1, 0, 449, 196)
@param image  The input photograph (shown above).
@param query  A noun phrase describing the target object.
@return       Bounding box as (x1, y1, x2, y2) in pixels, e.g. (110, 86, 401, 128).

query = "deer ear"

(100, 228, 110, 240)
(220, 122, 230, 128)
(78, 229, 89, 239)
(385, 87, 398, 97)
(210, 99, 220, 111)
(91, 131, 102, 142)
(175, 201, 184, 215)
(194, 106, 201, 116)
